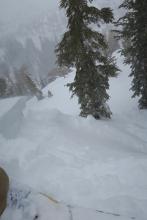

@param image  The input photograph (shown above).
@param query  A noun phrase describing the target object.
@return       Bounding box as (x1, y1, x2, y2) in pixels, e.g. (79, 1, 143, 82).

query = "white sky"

(0, 0, 58, 24)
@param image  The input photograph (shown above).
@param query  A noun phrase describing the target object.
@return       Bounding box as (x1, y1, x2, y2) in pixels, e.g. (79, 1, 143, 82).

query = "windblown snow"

(0, 52, 147, 220)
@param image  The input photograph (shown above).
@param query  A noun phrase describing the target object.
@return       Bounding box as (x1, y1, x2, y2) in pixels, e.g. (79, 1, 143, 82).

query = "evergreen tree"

(20, 65, 43, 100)
(56, 0, 118, 119)
(0, 78, 7, 97)
(115, 0, 147, 109)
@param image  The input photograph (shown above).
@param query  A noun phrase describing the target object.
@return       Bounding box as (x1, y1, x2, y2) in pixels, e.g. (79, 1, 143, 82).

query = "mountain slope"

(0, 52, 147, 220)
(0, 0, 123, 93)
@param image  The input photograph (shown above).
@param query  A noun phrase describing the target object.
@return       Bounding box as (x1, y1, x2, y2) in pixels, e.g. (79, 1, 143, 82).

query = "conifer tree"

(115, 0, 147, 109)
(20, 65, 43, 100)
(56, 0, 118, 119)
(0, 78, 7, 97)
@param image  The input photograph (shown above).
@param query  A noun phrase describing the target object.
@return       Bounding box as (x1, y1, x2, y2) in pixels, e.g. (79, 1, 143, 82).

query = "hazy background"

(0, 0, 122, 25)
(0, 0, 122, 98)
(0, 0, 58, 24)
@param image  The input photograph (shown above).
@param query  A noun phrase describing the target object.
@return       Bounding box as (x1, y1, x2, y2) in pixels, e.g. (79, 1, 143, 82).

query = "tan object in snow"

(0, 167, 9, 217)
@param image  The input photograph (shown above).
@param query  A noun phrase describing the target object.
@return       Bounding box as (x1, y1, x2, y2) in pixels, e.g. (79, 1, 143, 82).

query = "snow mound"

(0, 52, 147, 220)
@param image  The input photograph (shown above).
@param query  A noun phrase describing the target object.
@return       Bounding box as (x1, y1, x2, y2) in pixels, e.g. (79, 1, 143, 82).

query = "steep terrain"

(0, 52, 147, 220)
(0, 0, 123, 93)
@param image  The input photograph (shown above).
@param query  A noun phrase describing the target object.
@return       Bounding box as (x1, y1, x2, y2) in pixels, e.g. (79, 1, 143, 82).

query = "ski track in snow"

(0, 52, 147, 220)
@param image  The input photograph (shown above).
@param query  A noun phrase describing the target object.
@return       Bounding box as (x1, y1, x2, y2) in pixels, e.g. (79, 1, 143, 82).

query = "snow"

(0, 52, 147, 220)
(0, 97, 20, 118)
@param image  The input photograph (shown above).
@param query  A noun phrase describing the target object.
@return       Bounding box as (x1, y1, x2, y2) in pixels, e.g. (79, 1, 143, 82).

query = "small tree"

(115, 0, 147, 109)
(0, 78, 7, 97)
(56, 0, 118, 119)
(20, 65, 43, 100)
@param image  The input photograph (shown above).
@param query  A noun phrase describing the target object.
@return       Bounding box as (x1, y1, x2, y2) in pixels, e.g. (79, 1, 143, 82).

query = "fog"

(0, 0, 122, 26)
(0, 0, 58, 24)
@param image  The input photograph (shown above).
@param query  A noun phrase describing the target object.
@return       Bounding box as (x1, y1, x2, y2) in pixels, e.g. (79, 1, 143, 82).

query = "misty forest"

(0, 0, 147, 220)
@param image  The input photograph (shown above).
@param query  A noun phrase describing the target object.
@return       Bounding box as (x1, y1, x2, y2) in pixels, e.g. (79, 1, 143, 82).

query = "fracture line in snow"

(95, 209, 136, 219)
(63, 203, 136, 220)
(8, 184, 136, 220)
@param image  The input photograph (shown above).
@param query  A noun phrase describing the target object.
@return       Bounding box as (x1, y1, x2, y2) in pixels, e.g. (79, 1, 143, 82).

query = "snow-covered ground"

(0, 52, 147, 220)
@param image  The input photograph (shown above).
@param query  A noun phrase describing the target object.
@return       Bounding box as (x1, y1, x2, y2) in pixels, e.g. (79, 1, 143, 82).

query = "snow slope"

(0, 97, 20, 118)
(0, 52, 147, 220)
(0, 0, 123, 85)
